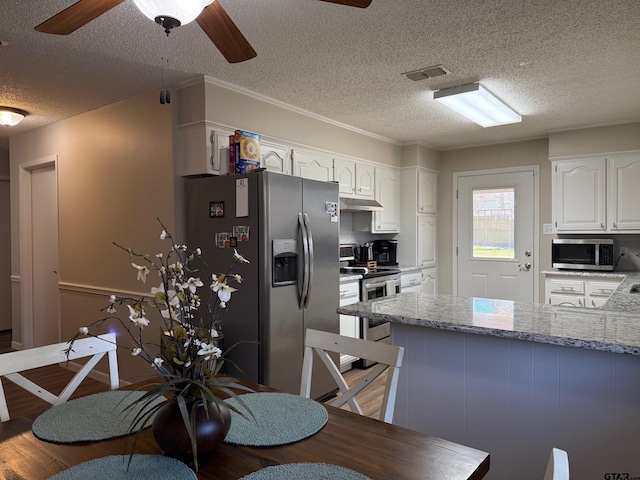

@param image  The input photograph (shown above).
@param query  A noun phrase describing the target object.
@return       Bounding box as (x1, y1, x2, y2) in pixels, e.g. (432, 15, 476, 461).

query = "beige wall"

(437, 138, 551, 299)
(10, 90, 175, 378)
(400, 144, 440, 170)
(177, 78, 402, 167)
(549, 122, 640, 158)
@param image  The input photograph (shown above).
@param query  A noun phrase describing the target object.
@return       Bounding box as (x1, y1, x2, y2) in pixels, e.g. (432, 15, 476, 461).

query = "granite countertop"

(338, 292, 640, 356)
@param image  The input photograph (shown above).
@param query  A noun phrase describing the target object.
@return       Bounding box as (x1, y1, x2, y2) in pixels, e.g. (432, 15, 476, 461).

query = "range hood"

(339, 197, 384, 212)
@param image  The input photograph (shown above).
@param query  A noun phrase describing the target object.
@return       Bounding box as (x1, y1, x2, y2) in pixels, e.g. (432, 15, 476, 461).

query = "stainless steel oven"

(359, 270, 401, 366)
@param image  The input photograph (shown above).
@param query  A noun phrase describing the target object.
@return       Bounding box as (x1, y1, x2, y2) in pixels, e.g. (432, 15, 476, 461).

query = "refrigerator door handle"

(303, 213, 314, 309)
(298, 213, 310, 309)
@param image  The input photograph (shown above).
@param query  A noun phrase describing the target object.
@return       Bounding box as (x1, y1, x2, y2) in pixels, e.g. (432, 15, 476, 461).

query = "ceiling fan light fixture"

(132, 0, 215, 28)
(434, 83, 522, 128)
(0, 107, 27, 127)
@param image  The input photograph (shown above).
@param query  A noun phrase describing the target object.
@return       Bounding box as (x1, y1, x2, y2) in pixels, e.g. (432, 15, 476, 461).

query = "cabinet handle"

(613, 222, 617, 229)
(601, 223, 605, 229)
(579, 299, 583, 307)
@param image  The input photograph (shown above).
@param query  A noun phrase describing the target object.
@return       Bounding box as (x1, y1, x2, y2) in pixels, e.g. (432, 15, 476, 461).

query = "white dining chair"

(0, 333, 119, 422)
(300, 328, 404, 423)
(543, 447, 570, 480)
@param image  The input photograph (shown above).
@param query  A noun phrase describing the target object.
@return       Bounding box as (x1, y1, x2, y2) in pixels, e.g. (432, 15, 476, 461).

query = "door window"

(472, 187, 515, 259)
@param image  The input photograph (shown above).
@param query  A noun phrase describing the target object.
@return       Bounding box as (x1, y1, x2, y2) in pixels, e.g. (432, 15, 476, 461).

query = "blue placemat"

(46, 454, 197, 480)
(240, 463, 371, 479)
(224, 392, 328, 446)
(33, 390, 165, 443)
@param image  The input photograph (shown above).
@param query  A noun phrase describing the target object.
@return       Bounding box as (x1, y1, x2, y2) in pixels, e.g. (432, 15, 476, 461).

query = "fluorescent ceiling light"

(434, 83, 522, 128)
(132, 0, 214, 27)
(0, 107, 27, 127)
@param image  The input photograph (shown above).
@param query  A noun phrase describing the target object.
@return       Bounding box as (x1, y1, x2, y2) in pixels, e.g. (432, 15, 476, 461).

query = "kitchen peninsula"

(338, 276, 640, 480)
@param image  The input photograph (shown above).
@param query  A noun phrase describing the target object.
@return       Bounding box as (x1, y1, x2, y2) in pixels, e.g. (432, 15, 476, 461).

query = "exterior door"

(456, 169, 536, 302)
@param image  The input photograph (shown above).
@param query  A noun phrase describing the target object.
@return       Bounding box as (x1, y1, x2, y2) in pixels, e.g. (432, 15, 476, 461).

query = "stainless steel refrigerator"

(185, 171, 339, 399)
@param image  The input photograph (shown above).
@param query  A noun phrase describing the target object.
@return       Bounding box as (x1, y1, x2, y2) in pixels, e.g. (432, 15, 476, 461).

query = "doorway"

(454, 167, 538, 302)
(19, 156, 59, 348)
(0, 176, 10, 331)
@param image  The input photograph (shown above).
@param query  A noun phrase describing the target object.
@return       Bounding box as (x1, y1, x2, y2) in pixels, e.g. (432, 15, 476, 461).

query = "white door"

(456, 169, 537, 302)
(31, 164, 59, 346)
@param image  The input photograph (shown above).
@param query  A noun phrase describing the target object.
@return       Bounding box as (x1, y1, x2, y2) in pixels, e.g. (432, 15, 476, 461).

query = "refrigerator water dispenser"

(273, 239, 298, 286)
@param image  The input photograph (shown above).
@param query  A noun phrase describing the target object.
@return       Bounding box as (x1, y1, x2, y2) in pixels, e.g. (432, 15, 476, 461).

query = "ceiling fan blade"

(319, 0, 372, 7)
(196, 2, 257, 64)
(35, 0, 125, 35)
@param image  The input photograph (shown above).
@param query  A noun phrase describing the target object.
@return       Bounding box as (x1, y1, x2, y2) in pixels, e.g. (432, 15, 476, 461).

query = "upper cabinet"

(552, 152, 640, 233)
(261, 140, 291, 175)
(372, 166, 400, 233)
(179, 122, 234, 176)
(417, 169, 438, 213)
(608, 153, 640, 231)
(334, 156, 375, 198)
(292, 148, 333, 182)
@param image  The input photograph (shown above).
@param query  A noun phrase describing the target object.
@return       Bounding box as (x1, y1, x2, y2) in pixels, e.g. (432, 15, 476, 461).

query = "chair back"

(0, 333, 119, 422)
(300, 328, 404, 423)
(543, 448, 569, 480)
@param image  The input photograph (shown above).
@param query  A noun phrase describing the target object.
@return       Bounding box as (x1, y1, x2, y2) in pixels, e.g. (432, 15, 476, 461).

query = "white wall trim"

(452, 165, 540, 301)
(19, 154, 58, 349)
(58, 281, 150, 300)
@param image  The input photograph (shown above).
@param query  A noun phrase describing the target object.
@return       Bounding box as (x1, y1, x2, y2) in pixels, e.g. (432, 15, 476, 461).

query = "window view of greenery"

(472, 188, 515, 259)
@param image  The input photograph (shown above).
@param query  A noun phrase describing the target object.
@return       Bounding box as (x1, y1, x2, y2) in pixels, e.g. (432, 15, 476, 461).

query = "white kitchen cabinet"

(372, 166, 400, 233)
(401, 269, 422, 293)
(551, 152, 640, 233)
(544, 273, 622, 309)
(418, 214, 437, 268)
(178, 122, 234, 176)
(334, 157, 375, 198)
(292, 148, 333, 182)
(339, 279, 361, 371)
(608, 153, 640, 232)
(421, 267, 437, 294)
(417, 169, 438, 213)
(260, 140, 291, 175)
(552, 157, 606, 232)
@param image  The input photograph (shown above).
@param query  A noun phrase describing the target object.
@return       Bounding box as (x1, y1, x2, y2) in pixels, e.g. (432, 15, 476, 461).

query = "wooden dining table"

(0, 383, 490, 480)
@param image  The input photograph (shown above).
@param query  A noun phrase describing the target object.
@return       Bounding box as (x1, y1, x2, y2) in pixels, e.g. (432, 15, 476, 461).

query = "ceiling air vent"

(402, 64, 451, 81)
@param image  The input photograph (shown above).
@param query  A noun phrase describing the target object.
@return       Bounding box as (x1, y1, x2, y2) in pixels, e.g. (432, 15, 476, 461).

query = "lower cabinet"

(401, 269, 422, 293)
(544, 273, 622, 309)
(339, 280, 361, 371)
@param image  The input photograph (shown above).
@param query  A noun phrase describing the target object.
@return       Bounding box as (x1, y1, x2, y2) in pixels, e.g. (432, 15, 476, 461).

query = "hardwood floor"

(0, 331, 384, 421)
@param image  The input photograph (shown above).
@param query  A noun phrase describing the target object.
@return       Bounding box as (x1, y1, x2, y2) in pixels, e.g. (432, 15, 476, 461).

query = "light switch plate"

(543, 223, 554, 234)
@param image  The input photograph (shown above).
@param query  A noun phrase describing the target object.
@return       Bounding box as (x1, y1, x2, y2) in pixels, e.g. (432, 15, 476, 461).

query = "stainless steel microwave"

(551, 238, 615, 271)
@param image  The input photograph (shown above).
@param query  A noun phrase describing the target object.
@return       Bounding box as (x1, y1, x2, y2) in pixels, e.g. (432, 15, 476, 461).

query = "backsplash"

(339, 212, 396, 246)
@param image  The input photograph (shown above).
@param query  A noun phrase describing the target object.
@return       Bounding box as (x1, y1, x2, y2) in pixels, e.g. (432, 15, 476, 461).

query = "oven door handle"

(364, 279, 399, 290)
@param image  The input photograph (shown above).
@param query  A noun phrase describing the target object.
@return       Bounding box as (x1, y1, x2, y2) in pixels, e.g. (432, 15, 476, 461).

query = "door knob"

(518, 263, 532, 270)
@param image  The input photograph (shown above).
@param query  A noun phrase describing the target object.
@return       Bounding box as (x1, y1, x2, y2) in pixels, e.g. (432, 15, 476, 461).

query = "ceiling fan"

(35, 0, 372, 64)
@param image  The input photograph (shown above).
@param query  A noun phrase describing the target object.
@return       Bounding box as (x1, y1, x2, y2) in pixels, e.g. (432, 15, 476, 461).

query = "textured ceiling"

(2, 0, 640, 152)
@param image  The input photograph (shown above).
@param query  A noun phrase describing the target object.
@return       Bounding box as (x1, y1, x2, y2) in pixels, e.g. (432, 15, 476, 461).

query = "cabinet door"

(401, 270, 422, 292)
(261, 141, 291, 175)
(355, 163, 375, 198)
(334, 157, 356, 195)
(418, 214, 437, 268)
(548, 294, 584, 308)
(293, 149, 333, 182)
(417, 170, 437, 213)
(421, 267, 437, 294)
(553, 158, 606, 232)
(608, 153, 640, 231)
(372, 167, 400, 233)
(179, 123, 233, 176)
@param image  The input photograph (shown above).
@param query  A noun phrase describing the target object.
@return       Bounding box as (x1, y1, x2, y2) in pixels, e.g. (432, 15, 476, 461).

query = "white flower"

(131, 347, 141, 356)
(195, 248, 201, 256)
(127, 305, 150, 327)
(152, 357, 164, 368)
(182, 276, 203, 294)
(216, 283, 237, 303)
(234, 274, 243, 283)
(197, 343, 222, 360)
(220, 301, 227, 308)
(79, 326, 89, 335)
(106, 305, 117, 314)
(109, 295, 117, 303)
(160, 230, 168, 240)
(131, 263, 150, 283)
(211, 328, 219, 338)
(233, 249, 250, 264)
(156, 253, 163, 259)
